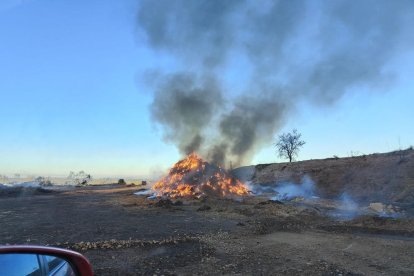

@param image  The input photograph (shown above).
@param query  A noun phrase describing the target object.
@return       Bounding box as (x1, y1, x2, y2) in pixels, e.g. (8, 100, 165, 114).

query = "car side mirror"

(0, 245, 93, 276)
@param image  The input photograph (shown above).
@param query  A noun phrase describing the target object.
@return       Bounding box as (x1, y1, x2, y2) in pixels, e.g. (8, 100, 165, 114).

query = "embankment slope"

(234, 149, 414, 203)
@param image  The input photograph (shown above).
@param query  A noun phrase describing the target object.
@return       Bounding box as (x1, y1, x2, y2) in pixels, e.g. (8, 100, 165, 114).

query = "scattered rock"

(369, 202, 386, 213)
(62, 236, 200, 251)
(368, 202, 399, 214)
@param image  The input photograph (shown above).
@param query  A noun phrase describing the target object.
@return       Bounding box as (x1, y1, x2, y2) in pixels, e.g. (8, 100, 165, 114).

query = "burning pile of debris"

(152, 153, 249, 198)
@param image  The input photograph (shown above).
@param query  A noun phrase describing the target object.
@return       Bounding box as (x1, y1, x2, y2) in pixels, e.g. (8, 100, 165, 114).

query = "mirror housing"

(0, 245, 93, 276)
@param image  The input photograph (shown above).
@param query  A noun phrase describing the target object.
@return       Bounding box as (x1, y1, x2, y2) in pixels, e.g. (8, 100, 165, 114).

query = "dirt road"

(1, 185, 413, 275)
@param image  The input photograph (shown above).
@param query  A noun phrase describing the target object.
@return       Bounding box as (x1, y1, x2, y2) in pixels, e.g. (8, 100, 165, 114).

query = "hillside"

(234, 149, 414, 204)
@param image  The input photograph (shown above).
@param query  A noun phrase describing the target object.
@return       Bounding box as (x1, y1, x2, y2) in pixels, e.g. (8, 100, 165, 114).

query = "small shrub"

(40, 180, 52, 187)
(118, 179, 126, 185)
(67, 171, 92, 186)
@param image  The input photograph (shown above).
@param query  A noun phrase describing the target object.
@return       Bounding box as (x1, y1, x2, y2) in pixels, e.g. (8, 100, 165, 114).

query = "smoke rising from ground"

(328, 193, 360, 220)
(249, 175, 316, 200)
(136, 0, 414, 166)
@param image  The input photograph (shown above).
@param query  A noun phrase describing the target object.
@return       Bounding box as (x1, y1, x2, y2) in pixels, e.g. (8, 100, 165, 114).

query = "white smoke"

(250, 175, 316, 200)
(328, 193, 360, 220)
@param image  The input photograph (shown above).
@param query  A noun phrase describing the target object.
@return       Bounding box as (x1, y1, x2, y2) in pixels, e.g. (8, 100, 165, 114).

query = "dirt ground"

(1, 185, 414, 275)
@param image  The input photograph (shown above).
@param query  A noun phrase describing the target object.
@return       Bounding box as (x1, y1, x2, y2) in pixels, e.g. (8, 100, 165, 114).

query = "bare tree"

(274, 129, 305, 162)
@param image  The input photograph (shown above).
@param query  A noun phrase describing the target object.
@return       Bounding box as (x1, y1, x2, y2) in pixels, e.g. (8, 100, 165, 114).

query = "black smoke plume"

(136, 0, 414, 166)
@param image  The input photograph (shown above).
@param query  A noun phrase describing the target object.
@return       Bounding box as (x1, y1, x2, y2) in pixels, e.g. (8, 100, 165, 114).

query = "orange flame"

(152, 153, 249, 198)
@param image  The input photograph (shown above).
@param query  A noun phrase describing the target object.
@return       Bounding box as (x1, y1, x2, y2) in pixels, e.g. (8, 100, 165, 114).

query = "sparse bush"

(118, 179, 126, 185)
(36, 176, 52, 187)
(333, 155, 339, 159)
(67, 171, 92, 186)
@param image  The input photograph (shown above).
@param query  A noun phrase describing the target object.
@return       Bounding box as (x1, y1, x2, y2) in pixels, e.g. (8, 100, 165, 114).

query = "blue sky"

(1, 0, 413, 178)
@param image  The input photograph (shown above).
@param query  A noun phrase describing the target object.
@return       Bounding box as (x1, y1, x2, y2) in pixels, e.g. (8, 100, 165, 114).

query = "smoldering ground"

(136, 0, 414, 166)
